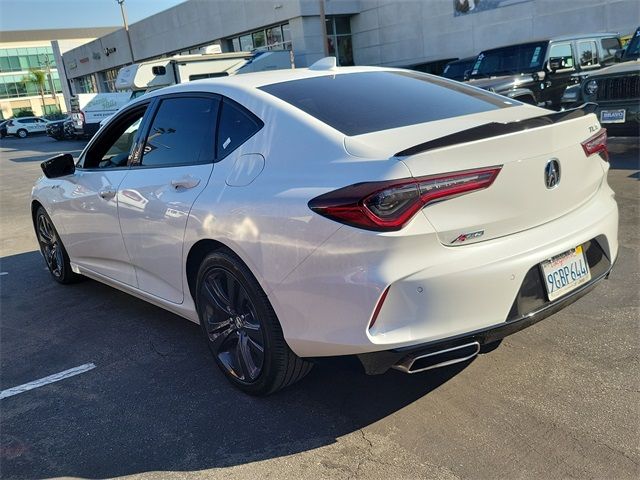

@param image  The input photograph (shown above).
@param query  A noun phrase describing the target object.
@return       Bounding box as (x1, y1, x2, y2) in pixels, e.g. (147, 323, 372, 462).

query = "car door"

(53, 102, 151, 286)
(545, 42, 577, 109)
(33, 118, 47, 132)
(117, 94, 219, 303)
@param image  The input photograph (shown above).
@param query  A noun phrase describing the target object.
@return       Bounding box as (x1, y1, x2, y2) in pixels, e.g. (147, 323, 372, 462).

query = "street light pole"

(319, 0, 329, 57)
(117, 0, 135, 63)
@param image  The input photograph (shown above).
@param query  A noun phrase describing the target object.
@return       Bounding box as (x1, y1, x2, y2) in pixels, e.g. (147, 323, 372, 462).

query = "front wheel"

(196, 251, 312, 395)
(35, 206, 82, 284)
(17, 129, 28, 138)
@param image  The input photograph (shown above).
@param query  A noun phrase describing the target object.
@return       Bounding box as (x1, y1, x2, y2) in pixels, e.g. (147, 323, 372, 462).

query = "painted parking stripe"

(0, 363, 96, 400)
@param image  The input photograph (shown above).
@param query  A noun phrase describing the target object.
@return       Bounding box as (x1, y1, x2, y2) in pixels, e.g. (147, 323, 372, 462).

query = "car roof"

(448, 56, 477, 64)
(140, 65, 408, 97)
(480, 33, 620, 52)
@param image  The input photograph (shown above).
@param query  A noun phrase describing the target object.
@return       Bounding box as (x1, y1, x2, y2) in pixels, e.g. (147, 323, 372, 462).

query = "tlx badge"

(451, 230, 484, 244)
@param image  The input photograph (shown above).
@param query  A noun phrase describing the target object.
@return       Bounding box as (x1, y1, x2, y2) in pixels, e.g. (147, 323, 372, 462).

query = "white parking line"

(0, 363, 96, 400)
(0, 272, 8, 276)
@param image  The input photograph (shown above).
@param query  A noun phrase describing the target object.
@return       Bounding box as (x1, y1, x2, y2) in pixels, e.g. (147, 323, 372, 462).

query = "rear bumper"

(274, 183, 618, 358)
(357, 240, 614, 374)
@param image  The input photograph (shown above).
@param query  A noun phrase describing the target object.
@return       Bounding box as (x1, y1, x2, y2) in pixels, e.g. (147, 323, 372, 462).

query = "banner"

(453, 0, 533, 17)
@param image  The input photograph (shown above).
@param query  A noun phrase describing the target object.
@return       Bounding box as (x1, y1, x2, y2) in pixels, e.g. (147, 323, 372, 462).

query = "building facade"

(0, 28, 117, 119)
(62, 0, 639, 95)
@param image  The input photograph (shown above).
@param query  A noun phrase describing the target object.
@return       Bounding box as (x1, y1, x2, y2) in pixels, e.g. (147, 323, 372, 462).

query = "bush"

(13, 109, 34, 118)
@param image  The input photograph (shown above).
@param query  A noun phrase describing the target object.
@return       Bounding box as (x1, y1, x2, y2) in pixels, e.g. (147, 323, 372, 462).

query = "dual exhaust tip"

(393, 342, 481, 374)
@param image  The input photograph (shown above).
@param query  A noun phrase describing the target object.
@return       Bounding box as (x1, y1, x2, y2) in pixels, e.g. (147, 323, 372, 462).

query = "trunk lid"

(347, 107, 606, 245)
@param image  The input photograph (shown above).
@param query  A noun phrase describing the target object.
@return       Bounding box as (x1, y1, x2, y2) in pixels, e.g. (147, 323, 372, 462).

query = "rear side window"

(260, 71, 513, 136)
(216, 99, 263, 160)
(140, 96, 219, 167)
(600, 37, 621, 62)
(578, 41, 599, 68)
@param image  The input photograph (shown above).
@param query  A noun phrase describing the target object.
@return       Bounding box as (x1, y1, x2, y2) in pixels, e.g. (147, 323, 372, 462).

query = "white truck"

(69, 49, 293, 137)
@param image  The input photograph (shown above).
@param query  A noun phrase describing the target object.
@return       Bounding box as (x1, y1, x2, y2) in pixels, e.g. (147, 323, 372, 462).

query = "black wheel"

(35, 207, 82, 284)
(196, 250, 312, 395)
(17, 129, 28, 138)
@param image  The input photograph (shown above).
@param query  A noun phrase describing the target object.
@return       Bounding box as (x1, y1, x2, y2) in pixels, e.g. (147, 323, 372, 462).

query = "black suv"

(465, 33, 622, 110)
(570, 27, 640, 135)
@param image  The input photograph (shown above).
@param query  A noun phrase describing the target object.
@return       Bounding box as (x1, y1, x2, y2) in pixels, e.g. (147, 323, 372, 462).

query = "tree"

(23, 69, 47, 115)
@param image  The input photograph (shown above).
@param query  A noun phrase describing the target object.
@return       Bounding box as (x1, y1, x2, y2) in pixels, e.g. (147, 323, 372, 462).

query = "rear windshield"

(259, 71, 514, 136)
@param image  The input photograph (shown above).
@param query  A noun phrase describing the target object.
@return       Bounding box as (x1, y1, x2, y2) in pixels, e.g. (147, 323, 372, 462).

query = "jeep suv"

(465, 33, 621, 110)
(575, 27, 640, 135)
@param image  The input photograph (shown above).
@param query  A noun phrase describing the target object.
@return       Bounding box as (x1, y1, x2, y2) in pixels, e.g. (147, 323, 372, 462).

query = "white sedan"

(32, 60, 618, 395)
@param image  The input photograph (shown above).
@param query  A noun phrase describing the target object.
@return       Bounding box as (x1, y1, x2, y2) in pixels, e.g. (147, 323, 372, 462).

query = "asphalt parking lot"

(0, 133, 638, 480)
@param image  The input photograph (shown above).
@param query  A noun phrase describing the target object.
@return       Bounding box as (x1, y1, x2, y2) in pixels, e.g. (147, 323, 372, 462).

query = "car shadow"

(607, 136, 639, 177)
(0, 251, 471, 479)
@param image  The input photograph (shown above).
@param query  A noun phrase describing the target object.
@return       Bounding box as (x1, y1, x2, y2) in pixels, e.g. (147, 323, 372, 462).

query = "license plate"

(540, 245, 591, 301)
(600, 109, 626, 124)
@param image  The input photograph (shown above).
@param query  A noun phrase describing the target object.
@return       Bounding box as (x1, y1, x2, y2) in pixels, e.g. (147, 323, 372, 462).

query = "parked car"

(0, 120, 7, 138)
(562, 28, 639, 135)
(6, 116, 51, 138)
(442, 56, 477, 82)
(32, 61, 618, 395)
(465, 33, 622, 109)
(46, 117, 76, 141)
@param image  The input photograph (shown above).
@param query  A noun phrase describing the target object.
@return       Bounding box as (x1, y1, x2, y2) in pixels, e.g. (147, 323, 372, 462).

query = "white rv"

(69, 49, 293, 137)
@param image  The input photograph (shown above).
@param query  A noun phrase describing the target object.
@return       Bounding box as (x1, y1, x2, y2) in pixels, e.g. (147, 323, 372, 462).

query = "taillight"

(581, 128, 608, 161)
(309, 166, 502, 232)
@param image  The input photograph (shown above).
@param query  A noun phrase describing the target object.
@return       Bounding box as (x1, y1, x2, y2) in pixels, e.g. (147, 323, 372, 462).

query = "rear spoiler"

(394, 103, 598, 157)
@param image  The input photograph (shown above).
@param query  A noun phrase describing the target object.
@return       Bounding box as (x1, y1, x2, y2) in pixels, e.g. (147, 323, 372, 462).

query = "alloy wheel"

(199, 267, 265, 383)
(37, 213, 64, 278)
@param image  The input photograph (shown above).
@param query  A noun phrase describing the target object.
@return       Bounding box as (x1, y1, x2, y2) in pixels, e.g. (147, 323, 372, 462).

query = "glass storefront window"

(229, 23, 292, 52)
(325, 17, 354, 66)
(239, 35, 253, 52)
(266, 27, 283, 48)
(252, 31, 266, 49)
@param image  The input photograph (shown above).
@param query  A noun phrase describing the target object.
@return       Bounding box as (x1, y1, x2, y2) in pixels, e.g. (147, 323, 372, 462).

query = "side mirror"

(41, 153, 75, 179)
(532, 70, 546, 82)
(547, 58, 563, 73)
(614, 49, 625, 62)
(463, 69, 471, 81)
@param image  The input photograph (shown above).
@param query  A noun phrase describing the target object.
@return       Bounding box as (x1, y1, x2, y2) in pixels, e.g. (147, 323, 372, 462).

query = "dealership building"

(0, 28, 117, 119)
(62, 0, 638, 96)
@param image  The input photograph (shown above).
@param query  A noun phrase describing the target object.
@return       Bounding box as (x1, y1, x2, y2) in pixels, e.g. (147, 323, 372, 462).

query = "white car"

(7, 116, 51, 138)
(32, 61, 618, 395)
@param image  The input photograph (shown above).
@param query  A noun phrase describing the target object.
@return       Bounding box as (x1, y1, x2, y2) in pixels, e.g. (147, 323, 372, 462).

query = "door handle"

(99, 186, 116, 200)
(171, 175, 201, 190)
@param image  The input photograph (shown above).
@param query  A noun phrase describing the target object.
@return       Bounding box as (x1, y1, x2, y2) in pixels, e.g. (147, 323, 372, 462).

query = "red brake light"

(581, 128, 608, 161)
(309, 166, 502, 232)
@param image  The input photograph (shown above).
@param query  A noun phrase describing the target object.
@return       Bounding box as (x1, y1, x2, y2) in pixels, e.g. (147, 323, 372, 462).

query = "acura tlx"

(32, 59, 618, 395)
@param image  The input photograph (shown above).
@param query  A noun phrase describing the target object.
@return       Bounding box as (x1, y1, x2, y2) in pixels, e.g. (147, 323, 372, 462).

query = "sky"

(0, 0, 188, 31)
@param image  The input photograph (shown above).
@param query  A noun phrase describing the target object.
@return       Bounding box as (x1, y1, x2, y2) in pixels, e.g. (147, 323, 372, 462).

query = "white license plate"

(600, 109, 626, 124)
(540, 245, 591, 301)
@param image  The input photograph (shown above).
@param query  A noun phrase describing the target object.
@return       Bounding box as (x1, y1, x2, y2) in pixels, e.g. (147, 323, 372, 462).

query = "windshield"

(443, 59, 476, 80)
(470, 42, 548, 78)
(624, 28, 640, 60)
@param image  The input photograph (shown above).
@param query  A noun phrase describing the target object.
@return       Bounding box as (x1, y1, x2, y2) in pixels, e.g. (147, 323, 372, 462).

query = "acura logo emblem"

(544, 159, 561, 189)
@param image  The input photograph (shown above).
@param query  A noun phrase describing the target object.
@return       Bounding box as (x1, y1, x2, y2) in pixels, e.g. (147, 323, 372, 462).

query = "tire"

(195, 250, 312, 395)
(34, 206, 82, 284)
(17, 129, 28, 138)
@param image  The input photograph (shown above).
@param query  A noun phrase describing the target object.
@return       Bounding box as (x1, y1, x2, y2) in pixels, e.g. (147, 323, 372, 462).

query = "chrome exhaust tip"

(392, 341, 480, 374)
